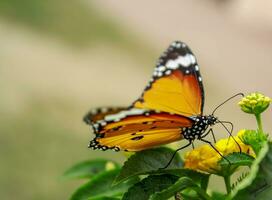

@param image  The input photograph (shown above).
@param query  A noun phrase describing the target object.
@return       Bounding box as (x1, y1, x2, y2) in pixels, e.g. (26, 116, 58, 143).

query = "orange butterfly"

(84, 41, 235, 154)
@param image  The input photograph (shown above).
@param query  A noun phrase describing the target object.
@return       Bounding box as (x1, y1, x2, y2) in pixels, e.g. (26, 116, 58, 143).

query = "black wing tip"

(83, 111, 92, 124)
(170, 40, 187, 47)
(158, 40, 193, 64)
(82, 107, 111, 124)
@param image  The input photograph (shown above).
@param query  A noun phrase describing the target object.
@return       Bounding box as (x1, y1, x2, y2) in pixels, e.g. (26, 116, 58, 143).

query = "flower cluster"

(184, 130, 255, 174)
(238, 93, 271, 115)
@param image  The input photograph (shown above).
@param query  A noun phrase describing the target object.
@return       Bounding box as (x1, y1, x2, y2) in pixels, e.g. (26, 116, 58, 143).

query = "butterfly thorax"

(182, 115, 217, 140)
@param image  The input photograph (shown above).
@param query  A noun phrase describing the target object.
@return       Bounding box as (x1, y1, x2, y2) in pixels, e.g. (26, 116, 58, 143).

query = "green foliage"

(163, 168, 210, 191)
(122, 174, 178, 200)
(66, 142, 272, 199)
(70, 169, 132, 200)
(218, 152, 254, 175)
(66, 148, 211, 199)
(240, 130, 267, 155)
(114, 147, 182, 185)
(232, 142, 272, 199)
(88, 197, 120, 200)
(65, 92, 271, 199)
(210, 192, 230, 200)
(63, 159, 119, 180)
(231, 172, 249, 190)
(150, 177, 210, 200)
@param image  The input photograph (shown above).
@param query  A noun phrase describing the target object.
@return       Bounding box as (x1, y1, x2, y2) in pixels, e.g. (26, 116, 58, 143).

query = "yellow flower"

(184, 144, 221, 173)
(184, 131, 255, 174)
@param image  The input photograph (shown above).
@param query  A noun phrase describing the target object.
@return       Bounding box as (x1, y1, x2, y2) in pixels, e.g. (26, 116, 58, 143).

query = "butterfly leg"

(220, 121, 234, 146)
(200, 128, 216, 143)
(220, 121, 234, 133)
(218, 120, 242, 153)
(210, 129, 217, 143)
(199, 138, 231, 165)
(160, 141, 192, 170)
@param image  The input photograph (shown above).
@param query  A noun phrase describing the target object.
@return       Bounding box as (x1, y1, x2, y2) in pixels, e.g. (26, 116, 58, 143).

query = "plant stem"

(224, 175, 231, 194)
(193, 187, 213, 200)
(255, 113, 263, 133)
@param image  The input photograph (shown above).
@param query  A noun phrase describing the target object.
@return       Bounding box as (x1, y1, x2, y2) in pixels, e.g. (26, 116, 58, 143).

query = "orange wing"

(85, 108, 194, 151)
(133, 41, 204, 117)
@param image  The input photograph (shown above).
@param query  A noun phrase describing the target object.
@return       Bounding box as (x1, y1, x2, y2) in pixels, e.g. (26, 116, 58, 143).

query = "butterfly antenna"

(212, 93, 244, 115)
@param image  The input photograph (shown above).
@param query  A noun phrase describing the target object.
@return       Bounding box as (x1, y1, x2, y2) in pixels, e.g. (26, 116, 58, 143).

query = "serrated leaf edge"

(231, 142, 269, 198)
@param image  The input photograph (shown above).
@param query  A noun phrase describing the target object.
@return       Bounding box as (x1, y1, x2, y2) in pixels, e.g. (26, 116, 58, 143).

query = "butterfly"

(84, 41, 239, 155)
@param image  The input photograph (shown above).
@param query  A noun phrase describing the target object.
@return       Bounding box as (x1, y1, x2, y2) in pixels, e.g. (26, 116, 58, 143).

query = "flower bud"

(238, 93, 271, 115)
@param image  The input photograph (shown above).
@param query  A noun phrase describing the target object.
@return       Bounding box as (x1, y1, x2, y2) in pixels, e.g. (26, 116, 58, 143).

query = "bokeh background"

(1, 0, 272, 199)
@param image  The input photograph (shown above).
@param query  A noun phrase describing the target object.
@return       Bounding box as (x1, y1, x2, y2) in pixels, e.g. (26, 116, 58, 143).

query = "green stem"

(255, 113, 263, 133)
(224, 175, 231, 194)
(192, 187, 212, 200)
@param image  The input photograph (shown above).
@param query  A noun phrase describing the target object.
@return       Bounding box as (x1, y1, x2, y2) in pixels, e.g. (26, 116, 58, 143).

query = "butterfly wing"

(133, 41, 204, 117)
(86, 108, 194, 151)
(85, 41, 204, 151)
(84, 107, 127, 133)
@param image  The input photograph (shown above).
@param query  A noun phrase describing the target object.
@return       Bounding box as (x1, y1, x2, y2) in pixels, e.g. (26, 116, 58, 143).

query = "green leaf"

(240, 130, 267, 155)
(70, 169, 131, 200)
(181, 193, 203, 200)
(122, 174, 179, 200)
(232, 142, 272, 199)
(88, 197, 120, 200)
(63, 159, 119, 179)
(210, 192, 230, 200)
(231, 172, 249, 190)
(114, 147, 182, 185)
(150, 177, 210, 200)
(163, 168, 210, 191)
(219, 152, 255, 168)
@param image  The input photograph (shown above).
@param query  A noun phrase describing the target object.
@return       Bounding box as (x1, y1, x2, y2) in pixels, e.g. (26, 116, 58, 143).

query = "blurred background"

(1, 0, 272, 199)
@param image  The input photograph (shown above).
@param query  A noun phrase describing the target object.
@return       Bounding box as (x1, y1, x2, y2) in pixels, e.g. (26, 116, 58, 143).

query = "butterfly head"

(207, 115, 217, 125)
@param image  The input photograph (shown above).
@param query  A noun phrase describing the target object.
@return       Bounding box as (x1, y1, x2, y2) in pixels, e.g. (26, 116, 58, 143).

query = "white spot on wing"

(104, 108, 146, 122)
(195, 65, 199, 71)
(166, 59, 179, 69)
(189, 54, 196, 64)
(157, 71, 163, 77)
(176, 43, 181, 48)
(165, 54, 195, 69)
(157, 66, 166, 72)
(165, 70, 171, 75)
